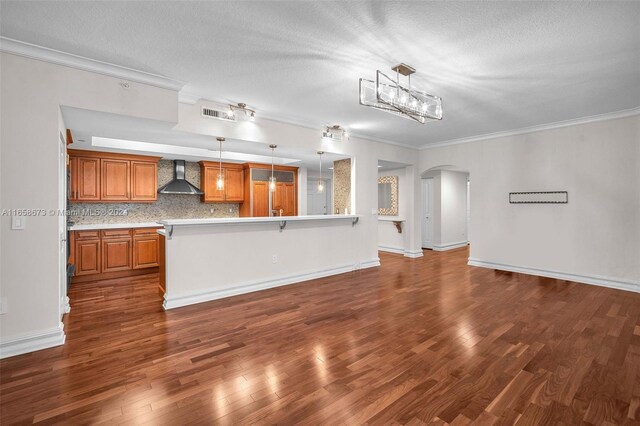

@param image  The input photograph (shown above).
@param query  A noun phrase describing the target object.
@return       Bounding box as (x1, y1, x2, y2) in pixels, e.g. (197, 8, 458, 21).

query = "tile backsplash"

(68, 160, 239, 225)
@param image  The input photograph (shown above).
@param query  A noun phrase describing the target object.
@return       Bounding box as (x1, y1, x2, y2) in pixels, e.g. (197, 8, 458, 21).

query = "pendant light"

(269, 144, 277, 192)
(317, 151, 325, 194)
(216, 137, 225, 190)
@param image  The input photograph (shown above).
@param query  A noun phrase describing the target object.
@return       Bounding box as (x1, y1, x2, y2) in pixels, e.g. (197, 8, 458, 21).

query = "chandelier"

(226, 103, 256, 121)
(359, 63, 442, 124)
(322, 124, 349, 142)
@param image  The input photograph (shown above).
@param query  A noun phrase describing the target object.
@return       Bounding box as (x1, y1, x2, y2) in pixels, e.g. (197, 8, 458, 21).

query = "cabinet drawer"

(102, 229, 132, 239)
(75, 230, 100, 240)
(133, 227, 161, 236)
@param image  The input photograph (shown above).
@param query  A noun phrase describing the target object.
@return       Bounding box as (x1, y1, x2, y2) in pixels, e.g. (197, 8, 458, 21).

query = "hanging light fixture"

(359, 63, 443, 124)
(216, 137, 225, 190)
(317, 151, 325, 194)
(322, 125, 349, 142)
(269, 144, 277, 192)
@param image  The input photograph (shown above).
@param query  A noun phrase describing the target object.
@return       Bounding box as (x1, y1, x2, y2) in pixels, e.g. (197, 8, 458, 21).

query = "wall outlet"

(210, 208, 215, 213)
(272, 254, 278, 264)
(0, 297, 7, 314)
(11, 216, 25, 230)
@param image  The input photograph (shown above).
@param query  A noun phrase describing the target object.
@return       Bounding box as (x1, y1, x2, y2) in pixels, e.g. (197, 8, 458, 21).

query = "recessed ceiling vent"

(201, 106, 235, 121)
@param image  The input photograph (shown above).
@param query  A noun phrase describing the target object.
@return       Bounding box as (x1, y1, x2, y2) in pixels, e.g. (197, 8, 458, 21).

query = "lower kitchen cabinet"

(74, 238, 101, 276)
(71, 227, 161, 279)
(133, 234, 160, 269)
(102, 238, 132, 272)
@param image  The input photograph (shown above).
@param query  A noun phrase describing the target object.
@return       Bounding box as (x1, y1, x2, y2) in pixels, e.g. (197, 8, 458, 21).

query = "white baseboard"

(164, 259, 380, 310)
(433, 241, 469, 251)
(403, 250, 424, 258)
(0, 322, 66, 359)
(360, 258, 381, 269)
(467, 258, 639, 293)
(378, 245, 404, 255)
(378, 245, 424, 258)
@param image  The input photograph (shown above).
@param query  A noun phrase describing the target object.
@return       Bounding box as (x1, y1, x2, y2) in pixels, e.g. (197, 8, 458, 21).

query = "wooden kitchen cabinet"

(74, 238, 101, 276)
(239, 164, 298, 217)
(224, 167, 245, 202)
(133, 235, 160, 269)
(68, 150, 160, 203)
(252, 181, 270, 217)
(101, 159, 130, 201)
(102, 238, 132, 272)
(130, 161, 158, 201)
(273, 183, 296, 216)
(199, 162, 244, 203)
(76, 157, 101, 201)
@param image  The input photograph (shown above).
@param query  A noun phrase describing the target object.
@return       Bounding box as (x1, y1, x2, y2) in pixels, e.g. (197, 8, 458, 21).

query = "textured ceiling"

(2, 1, 639, 147)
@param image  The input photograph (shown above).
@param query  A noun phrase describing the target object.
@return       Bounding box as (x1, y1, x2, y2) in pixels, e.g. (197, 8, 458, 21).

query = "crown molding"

(0, 37, 185, 91)
(420, 106, 640, 150)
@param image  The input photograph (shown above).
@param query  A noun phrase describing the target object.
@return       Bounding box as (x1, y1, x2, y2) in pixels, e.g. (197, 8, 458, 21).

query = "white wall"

(439, 170, 469, 249)
(420, 115, 640, 291)
(0, 53, 178, 357)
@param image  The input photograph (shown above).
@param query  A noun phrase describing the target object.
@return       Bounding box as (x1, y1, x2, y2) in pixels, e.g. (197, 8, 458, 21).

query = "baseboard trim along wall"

(433, 241, 469, 251)
(164, 258, 381, 310)
(378, 244, 404, 255)
(468, 258, 639, 293)
(0, 322, 66, 359)
(403, 249, 424, 258)
(378, 245, 425, 258)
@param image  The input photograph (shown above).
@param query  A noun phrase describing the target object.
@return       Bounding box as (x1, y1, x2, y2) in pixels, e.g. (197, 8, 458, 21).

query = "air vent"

(201, 107, 235, 121)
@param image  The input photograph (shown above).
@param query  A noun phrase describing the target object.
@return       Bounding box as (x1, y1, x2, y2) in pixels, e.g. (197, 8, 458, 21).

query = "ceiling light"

(359, 63, 443, 124)
(228, 102, 256, 121)
(322, 125, 349, 142)
(269, 144, 277, 193)
(216, 137, 225, 190)
(317, 151, 325, 194)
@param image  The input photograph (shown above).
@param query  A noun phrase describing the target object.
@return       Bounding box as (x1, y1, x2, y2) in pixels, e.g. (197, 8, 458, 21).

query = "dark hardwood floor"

(1, 248, 639, 425)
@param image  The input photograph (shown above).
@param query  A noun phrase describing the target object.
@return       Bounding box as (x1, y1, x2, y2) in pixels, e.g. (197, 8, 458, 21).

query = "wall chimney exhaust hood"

(157, 160, 203, 195)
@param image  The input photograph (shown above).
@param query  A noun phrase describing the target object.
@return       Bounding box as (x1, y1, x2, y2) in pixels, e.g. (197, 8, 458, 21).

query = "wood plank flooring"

(1, 248, 640, 425)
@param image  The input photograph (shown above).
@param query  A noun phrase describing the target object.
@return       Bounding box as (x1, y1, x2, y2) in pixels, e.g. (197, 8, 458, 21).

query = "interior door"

(422, 178, 434, 249)
(307, 180, 327, 215)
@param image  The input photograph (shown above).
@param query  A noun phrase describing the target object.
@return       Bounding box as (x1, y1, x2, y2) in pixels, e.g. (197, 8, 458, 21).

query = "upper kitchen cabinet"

(72, 156, 101, 201)
(131, 161, 158, 201)
(199, 161, 244, 203)
(68, 150, 161, 203)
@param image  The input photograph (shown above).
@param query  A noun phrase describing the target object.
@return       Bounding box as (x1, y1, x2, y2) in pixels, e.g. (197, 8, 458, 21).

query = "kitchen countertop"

(158, 214, 360, 227)
(68, 222, 161, 231)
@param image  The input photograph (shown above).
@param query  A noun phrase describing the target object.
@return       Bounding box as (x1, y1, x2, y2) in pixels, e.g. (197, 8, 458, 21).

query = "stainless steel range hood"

(157, 160, 203, 195)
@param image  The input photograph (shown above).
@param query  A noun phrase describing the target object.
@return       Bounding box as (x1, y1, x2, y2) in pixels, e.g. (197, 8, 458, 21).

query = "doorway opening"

(421, 166, 470, 251)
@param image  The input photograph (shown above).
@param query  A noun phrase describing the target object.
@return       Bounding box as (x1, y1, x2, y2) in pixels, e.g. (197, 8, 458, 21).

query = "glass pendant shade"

(317, 180, 324, 194)
(359, 69, 442, 124)
(268, 176, 277, 192)
(216, 173, 224, 190)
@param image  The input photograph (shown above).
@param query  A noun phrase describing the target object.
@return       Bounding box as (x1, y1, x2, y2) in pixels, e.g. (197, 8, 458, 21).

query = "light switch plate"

(11, 216, 25, 230)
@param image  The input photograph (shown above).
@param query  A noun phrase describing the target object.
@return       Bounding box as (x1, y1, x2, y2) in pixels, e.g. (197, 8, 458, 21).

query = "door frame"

(421, 178, 434, 249)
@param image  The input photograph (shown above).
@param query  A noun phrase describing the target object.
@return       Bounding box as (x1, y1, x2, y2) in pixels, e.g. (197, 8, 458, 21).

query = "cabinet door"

(69, 156, 78, 201)
(75, 239, 101, 275)
(102, 238, 132, 272)
(76, 157, 101, 201)
(224, 167, 244, 202)
(272, 182, 285, 215)
(133, 235, 160, 269)
(202, 166, 225, 202)
(101, 159, 130, 201)
(130, 161, 157, 202)
(282, 183, 296, 216)
(253, 181, 270, 217)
